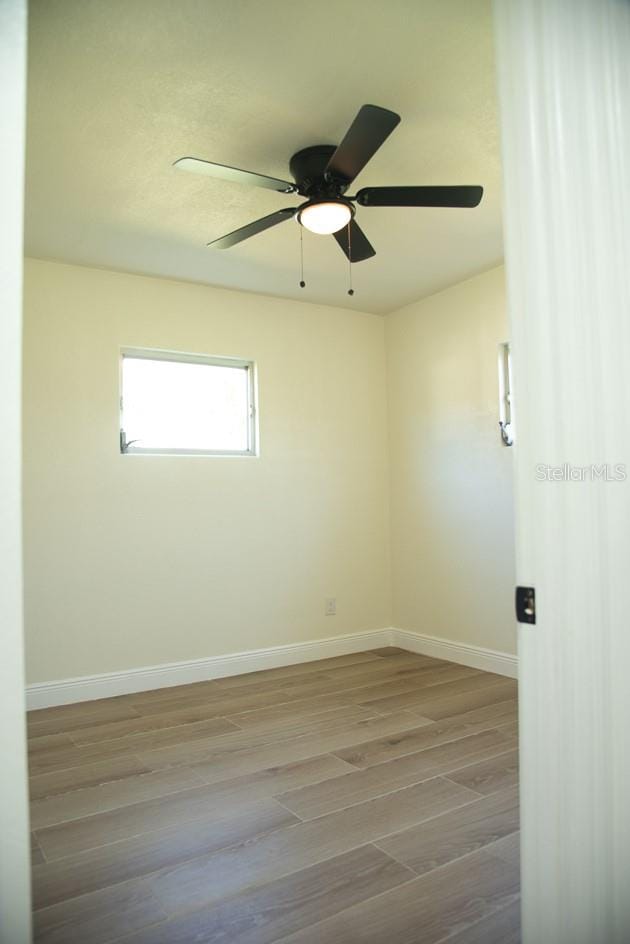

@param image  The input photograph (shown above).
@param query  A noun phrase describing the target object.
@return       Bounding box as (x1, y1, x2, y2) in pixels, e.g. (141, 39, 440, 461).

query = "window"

(120, 349, 257, 456)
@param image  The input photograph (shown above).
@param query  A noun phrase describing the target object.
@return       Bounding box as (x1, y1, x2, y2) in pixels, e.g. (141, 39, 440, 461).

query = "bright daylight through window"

(120, 350, 256, 456)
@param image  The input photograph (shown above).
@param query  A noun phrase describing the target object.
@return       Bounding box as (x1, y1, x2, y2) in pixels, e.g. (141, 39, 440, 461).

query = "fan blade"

(325, 105, 401, 186)
(356, 185, 483, 208)
(174, 157, 296, 193)
(333, 219, 376, 262)
(208, 208, 296, 249)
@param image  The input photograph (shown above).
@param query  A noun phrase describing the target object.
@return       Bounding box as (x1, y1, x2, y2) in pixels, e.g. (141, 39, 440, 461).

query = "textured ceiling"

(25, 0, 503, 314)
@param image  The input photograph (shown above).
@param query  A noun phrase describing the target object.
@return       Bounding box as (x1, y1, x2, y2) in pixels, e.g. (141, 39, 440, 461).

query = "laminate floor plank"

(28, 653, 520, 944)
(30, 755, 350, 832)
(334, 700, 518, 768)
(29, 756, 154, 801)
(124, 653, 386, 708)
(31, 833, 46, 866)
(224, 664, 484, 731)
(103, 706, 375, 775)
(362, 673, 514, 714)
(317, 652, 448, 681)
(225, 690, 374, 724)
(100, 704, 390, 775)
(28, 699, 142, 739)
(30, 766, 207, 830)
(248, 661, 456, 702)
(128, 684, 329, 720)
(110, 845, 413, 944)
(272, 847, 520, 944)
(32, 798, 297, 909)
(174, 753, 352, 810)
(96, 717, 240, 755)
(330, 668, 486, 709)
(116, 673, 329, 712)
(122, 659, 472, 725)
(485, 830, 521, 869)
(224, 695, 392, 733)
(35, 755, 353, 860)
(436, 899, 521, 944)
(211, 650, 386, 680)
(28, 733, 76, 751)
(33, 879, 167, 944)
(76, 700, 374, 748)
(27, 652, 425, 736)
(324, 655, 452, 681)
(29, 744, 142, 779)
(28, 716, 238, 776)
(376, 786, 519, 876)
(446, 748, 519, 796)
(278, 728, 516, 820)
(145, 711, 431, 783)
(70, 703, 262, 746)
(389, 680, 518, 721)
(212, 702, 383, 743)
(147, 777, 478, 915)
(137, 670, 418, 725)
(241, 700, 384, 732)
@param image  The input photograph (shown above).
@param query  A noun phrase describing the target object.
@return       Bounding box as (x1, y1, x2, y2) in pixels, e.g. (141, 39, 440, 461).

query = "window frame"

(119, 347, 258, 457)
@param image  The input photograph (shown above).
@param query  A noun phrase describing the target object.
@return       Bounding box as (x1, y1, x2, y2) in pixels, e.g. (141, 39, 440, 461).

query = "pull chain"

(347, 221, 354, 296)
(299, 226, 306, 288)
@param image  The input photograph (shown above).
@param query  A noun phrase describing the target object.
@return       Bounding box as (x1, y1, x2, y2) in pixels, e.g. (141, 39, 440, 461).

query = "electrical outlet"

(325, 598, 336, 616)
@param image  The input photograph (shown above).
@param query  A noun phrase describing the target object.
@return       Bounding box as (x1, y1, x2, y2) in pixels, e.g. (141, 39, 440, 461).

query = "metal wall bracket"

(499, 420, 514, 447)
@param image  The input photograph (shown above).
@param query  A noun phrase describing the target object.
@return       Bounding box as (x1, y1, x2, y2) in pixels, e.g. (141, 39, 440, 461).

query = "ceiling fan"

(174, 104, 483, 263)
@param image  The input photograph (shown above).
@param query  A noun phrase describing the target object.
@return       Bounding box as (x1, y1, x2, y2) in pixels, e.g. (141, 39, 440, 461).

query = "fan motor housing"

(290, 145, 347, 197)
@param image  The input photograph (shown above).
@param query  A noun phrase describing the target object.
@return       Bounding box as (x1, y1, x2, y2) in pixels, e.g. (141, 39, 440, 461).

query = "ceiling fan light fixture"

(184, 104, 482, 264)
(297, 200, 353, 235)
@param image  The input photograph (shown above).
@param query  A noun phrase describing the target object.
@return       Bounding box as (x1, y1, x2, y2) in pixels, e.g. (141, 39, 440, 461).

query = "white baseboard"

(26, 629, 392, 710)
(26, 626, 517, 710)
(390, 628, 518, 679)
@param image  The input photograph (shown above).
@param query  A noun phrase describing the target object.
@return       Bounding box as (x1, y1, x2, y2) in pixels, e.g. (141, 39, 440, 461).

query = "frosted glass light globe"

(298, 201, 352, 235)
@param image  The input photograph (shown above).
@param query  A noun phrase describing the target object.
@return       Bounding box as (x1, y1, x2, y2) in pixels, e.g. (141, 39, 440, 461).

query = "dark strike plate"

(515, 586, 536, 624)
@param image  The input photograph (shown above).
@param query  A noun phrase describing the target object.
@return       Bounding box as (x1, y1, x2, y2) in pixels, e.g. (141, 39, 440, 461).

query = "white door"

(494, 1, 630, 942)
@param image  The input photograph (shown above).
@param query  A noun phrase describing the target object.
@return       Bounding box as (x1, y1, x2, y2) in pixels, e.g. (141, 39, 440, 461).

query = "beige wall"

(23, 259, 515, 686)
(386, 266, 516, 655)
(23, 259, 391, 683)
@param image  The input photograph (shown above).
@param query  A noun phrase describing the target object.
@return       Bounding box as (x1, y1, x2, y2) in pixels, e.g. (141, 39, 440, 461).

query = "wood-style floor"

(28, 648, 520, 944)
